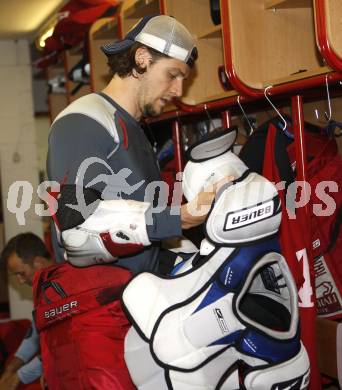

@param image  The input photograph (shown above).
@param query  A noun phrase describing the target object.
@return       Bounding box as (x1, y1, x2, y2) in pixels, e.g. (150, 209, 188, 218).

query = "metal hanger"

(315, 75, 332, 122)
(204, 103, 216, 131)
(264, 86, 294, 139)
(264, 85, 288, 132)
(322, 80, 342, 137)
(237, 95, 255, 135)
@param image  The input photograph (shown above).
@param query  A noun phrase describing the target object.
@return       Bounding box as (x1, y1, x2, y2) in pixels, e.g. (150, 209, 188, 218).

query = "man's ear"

(32, 256, 47, 270)
(134, 47, 152, 70)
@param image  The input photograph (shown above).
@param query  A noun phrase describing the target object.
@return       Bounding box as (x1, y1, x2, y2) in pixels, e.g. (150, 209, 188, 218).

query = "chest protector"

(123, 128, 310, 390)
(33, 263, 135, 390)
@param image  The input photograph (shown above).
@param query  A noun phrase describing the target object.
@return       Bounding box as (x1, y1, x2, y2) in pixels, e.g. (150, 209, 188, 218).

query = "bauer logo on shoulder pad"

(224, 200, 274, 230)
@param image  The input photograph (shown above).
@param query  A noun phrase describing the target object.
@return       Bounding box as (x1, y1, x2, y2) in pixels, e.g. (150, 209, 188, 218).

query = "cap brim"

(101, 39, 134, 56)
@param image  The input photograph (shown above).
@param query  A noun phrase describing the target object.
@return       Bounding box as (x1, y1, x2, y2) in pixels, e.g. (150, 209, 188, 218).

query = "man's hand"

(180, 176, 234, 229)
(1, 357, 23, 374)
(0, 357, 24, 390)
(0, 372, 20, 390)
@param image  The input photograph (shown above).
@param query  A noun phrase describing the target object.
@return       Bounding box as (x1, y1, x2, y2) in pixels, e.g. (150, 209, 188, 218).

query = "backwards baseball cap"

(101, 15, 198, 67)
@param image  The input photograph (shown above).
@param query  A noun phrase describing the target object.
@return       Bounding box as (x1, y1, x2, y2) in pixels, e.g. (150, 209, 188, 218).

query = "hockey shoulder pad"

(125, 251, 310, 389)
(123, 171, 281, 339)
(206, 171, 281, 245)
(125, 326, 309, 390)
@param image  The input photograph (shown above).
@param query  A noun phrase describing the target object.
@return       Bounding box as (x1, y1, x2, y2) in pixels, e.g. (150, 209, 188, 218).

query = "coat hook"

(237, 96, 255, 134)
(264, 86, 287, 131)
(204, 103, 215, 131)
(315, 75, 332, 121)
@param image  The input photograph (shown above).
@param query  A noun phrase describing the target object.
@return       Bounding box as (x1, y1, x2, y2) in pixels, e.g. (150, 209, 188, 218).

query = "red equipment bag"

(33, 262, 136, 390)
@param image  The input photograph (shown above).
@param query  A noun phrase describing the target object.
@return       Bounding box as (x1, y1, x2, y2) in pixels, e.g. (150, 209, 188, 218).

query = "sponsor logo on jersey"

(213, 308, 229, 334)
(224, 200, 274, 230)
(312, 238, 320, 249)
(44, 301, 78, 319)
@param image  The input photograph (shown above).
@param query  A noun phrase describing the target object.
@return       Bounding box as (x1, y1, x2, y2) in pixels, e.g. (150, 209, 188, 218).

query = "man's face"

(137, 56, 190, 117)
(7, 252, 36, 286)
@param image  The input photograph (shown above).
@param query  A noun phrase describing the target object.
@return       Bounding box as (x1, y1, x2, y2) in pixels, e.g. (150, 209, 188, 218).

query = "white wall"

(0, 39, 43, 320)
(35, 114, 50, 177)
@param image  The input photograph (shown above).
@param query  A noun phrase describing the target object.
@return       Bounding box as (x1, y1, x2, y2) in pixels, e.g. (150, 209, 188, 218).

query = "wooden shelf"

(180, 87, 238, 106)
(92, 17, 118, 40)
(197, 25, 222, 40)
(89, 17, 119, 92)
(263, 66, 331, 88)
(164, 0, 220, 36)
(264, 0, 311, 9)
(48, 94, 68, 122)
(46, 63, 68, 122)
(201, 90, 238, 103)
(323, 0, 342, 62)
(120, 0, 161, 35)
(69, 85, 92, 102)
(175, 90, 237, 107)
(69, 44, 84, 56)
(163, 0, 237, 106)
(121, 0, 157, 17)
(227, 0, 331, 90)
(46, 64, 64, 77)
(64, 50, 91, 102)
(178, 90, 237, 106)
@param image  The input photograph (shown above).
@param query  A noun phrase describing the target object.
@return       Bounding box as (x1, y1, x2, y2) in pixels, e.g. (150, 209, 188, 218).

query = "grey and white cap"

(101, 15, 198, 67)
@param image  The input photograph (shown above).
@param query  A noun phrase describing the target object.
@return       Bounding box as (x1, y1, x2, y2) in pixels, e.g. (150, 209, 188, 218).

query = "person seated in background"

(0, 233, 53, 390)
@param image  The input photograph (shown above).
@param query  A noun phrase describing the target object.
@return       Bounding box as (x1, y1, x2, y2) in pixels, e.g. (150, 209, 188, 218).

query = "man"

(47, 14, 230, 272)
(0, 233, 53, 390)
(44, 14, 232, 389)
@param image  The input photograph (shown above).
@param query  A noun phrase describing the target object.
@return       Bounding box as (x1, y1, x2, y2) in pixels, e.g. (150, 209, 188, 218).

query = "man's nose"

(171, 78, 183, 97)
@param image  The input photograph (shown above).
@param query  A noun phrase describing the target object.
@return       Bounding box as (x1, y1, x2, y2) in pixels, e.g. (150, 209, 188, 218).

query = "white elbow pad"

(182, 127, 248, 202)
(61, 200, 151, 267)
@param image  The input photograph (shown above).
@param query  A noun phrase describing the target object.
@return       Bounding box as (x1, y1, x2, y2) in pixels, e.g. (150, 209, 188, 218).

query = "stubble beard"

(142, 103, 160, 117)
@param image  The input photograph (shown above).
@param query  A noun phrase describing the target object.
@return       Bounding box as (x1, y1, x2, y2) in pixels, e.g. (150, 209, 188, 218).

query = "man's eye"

(168, 73, 177, 80)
